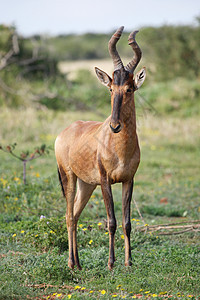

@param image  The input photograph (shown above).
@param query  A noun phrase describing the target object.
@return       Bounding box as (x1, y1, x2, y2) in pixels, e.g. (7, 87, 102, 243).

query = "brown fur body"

(55, 27, 146, 270)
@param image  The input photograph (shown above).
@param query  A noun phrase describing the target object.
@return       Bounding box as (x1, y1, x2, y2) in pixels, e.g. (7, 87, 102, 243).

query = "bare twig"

(158, 228, 195, 235)
(0, 33, 19, 71)
(132, 197, 146, 226)
(0, 143, 50, 184)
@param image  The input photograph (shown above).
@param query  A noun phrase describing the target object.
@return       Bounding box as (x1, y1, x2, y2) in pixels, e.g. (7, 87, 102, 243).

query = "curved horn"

(108, 26, 124, 71)
(125, 30, 142, 73)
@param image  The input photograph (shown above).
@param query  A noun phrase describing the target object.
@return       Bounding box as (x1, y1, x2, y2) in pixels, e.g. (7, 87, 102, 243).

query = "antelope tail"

(57, 166, 65, 197)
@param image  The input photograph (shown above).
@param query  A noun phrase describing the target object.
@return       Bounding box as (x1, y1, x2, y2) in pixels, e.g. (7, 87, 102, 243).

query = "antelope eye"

(109, 88, 112, 92)
(126, 88, 132, 93)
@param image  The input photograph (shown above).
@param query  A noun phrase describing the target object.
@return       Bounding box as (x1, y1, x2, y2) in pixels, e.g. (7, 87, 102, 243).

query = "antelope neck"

(121, 99, 137, 132)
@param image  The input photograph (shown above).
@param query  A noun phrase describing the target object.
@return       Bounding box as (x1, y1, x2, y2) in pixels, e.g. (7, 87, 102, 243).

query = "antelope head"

(95, 26, 146, 133)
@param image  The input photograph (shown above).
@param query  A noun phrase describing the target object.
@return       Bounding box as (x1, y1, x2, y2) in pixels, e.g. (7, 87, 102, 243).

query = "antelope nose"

(110, 122, 122, 133)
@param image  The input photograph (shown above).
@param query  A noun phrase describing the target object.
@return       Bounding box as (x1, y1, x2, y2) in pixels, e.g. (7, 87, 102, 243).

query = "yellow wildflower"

(14, 197, 18, 201)
(82, 228, 87, 231)
(89, 291, 94, 293)
(159, 291, 167, 295)
(121, 235, 124, 239)
(101, 290, 106, 295)
(79, 224, 83, 228)
(145, 291, 150, 294)
(74, 286, 81, 290)
(131, 218, 136, 221)
(57, 294, 62, 297)
(81, 287, 86, 290)
(12, 233, 16, 237)
(105, 232, 108, 235)
(21, 230, 25, 233)
(35, 234, 38, 237)
(98, 222, 102, 226)
(112, 295, 117, 298)
(13, 177, 20, 181)
(152, 294, 157, 297)
(139, 289, 143, 292)
(132, 296, 137, 299)
(35, 172, 40, 178)
(67, 295, 72, 299)
(89, 240, 93, 245)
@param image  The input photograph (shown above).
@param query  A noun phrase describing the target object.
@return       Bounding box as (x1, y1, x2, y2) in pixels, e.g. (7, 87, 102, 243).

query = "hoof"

(108, 262, 114, 270)
(76, 264, 82, 270)
(125, 261, 132, 267)
(68, 260, 75, 269)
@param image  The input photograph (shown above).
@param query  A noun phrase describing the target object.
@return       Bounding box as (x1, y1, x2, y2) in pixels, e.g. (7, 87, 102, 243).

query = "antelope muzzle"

(110, 122, 122, 133)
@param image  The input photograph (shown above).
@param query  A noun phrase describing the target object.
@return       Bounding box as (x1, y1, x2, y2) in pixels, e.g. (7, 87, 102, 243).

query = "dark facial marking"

(113, 69, 130, 86)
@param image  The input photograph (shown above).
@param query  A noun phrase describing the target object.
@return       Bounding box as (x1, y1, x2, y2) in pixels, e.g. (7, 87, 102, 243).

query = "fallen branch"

(137, 221, 200, 235)
(25, 283, 75, 294)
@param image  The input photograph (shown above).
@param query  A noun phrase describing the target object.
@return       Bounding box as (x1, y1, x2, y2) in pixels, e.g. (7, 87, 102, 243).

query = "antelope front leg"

(101, 177, 116, 270)
(122, 179, 133, 266)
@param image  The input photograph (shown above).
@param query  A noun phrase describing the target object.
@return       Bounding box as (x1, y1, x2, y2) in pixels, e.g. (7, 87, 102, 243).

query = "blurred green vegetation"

(0, 22, 200, 116)
(45, 24, 200, 81)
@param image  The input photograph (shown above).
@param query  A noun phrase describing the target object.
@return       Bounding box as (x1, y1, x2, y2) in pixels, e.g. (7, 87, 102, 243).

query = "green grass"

(0, 108, 200, 299)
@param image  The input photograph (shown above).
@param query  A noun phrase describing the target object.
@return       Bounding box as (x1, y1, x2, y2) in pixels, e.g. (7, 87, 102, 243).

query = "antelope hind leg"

(73, 178, 96, 269)
(61, 169, 77, 269)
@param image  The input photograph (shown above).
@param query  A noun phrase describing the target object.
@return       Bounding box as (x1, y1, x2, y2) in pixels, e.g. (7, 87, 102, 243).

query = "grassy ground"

(0, 107, 200, 300)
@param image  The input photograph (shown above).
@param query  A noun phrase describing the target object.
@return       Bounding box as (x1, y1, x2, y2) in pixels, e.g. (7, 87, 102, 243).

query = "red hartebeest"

(55, 26, 146, 270)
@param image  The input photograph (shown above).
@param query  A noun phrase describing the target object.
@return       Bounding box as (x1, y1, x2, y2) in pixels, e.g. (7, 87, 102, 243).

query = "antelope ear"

(95, 67, 112, 88)
(134, 67, 146, 90)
